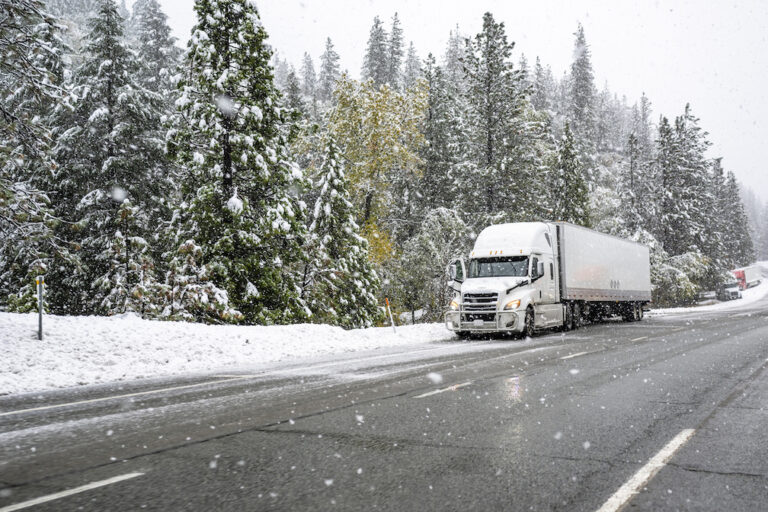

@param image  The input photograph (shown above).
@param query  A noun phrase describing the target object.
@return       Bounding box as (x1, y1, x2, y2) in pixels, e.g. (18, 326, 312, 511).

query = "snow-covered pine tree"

(458, 12, 541, 225)
(299, 52, 318, 116)
(721, 169, 754, 267)
(568, 24, 596, 147)
(531, 57, 551, 112)
(304, 137, 381, 328)
(362, 16, 388, 88)
(0, 0, 68, 311)
(91, 199, 162, 316)
(49, 0, 165, 314)
(318, 37, 340, 103)
(386, 13, 404, 89)
(283, 68, 306, 117)
(163, 238, 242, 323)
(443, 25, 465, 88)
(131, 0, 181, 265)
(168, 0, 309, 325)
(756, 203, 768, 260)
(389, 207, 473, 323)
(402, 42, 421, 90)
(132, 0, 181, 97)
(272, 54, 290, 91)
(554, 122, 591, 226)
(419, 54, 466, 212)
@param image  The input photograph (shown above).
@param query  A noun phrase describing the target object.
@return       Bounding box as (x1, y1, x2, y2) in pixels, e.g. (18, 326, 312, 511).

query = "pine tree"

(569, 24, 596, 146)
(362, 16, 388, 88)
(132, 0, 181, 97)
(91, 199, 161, 316)
(304, 137, 381, 328)
(419, 54, 465, 212)
(0, 0, 68, 310)
(554, 122, 591, 226)
(300, 52, 318, 115)
(50, 0, 164, 314)
(721, 169, 754, 267)
(531, 57, 551, 112)
(168, 0, 309, 324)
(163, 239, 242, 323)
(443, 25, 465, 88)
(402, 42, 421, 90)
(458, 12, 541, 224)
(386, 13, 404, 88)
(283, 68, 306, 116)
(318, 37, 340, 103)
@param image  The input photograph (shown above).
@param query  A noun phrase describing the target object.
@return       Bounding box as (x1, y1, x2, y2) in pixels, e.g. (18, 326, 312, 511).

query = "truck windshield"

(468, 256, 529, 278)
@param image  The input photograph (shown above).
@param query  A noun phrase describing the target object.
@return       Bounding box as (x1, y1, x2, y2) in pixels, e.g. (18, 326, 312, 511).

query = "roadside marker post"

(385, 297, 396, 334)
(37, 275, 44, 340)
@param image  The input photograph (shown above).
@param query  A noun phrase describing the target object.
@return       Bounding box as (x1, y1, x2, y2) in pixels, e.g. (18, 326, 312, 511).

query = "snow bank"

(649, 262, 768, 316)
(0, 313, 453, 395)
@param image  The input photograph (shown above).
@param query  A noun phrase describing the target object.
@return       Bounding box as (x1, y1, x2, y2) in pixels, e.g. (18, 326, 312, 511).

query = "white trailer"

(445, 222, 652, 337)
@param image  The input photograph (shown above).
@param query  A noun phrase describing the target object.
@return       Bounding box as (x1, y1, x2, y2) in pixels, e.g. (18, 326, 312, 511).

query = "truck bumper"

(445, 311, 522, 333)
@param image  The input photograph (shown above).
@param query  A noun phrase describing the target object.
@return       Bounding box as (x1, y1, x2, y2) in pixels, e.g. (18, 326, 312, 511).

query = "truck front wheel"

(524, 307, 535, 338)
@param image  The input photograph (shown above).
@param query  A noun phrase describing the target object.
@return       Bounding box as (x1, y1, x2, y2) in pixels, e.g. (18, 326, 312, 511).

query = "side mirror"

(538, 262, 545, 278)
(448, 265, 457, 281)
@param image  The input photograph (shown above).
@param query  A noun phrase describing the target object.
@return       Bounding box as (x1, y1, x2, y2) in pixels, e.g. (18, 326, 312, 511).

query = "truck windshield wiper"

(506, 279, 529, 295)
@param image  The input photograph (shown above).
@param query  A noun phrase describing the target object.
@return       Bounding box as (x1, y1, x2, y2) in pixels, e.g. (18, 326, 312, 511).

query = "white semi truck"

(445, 222, 652, 337)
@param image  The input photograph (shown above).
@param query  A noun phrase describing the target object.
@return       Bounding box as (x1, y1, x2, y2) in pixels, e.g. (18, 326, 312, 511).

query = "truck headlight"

(504, 299, 521, 310)
(449, 299, 459, 310)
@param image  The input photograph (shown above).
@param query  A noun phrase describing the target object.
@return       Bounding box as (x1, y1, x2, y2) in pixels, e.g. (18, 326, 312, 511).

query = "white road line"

(0, 378, 250, 418)
(414, 382, 472, 399)
(595, 429, 695, 512)
(0, 472, 144, 512)
(630, 336, 648, 342)
(560, 351, 591, 360)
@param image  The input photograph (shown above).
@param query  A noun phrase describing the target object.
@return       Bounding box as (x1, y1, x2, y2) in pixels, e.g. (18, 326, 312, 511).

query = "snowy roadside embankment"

(648, 263, 768, 316)
(0, 313, 454, 395)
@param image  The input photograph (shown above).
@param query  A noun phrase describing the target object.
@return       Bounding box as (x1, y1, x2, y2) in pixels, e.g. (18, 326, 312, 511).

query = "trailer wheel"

(572, 302, 582, 329)
(456, 331, 471, 340)
(524, 307, 535, 338)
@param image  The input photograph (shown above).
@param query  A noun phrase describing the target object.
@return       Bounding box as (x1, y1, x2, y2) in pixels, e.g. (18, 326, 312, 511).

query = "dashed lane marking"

(560, 351, 592, 360)
(630, 336, 648, 342)
(414, 382, 472, 398)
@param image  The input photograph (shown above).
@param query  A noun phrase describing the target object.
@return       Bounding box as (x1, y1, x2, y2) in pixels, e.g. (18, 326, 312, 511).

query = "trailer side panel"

(557, 223, 652, 302)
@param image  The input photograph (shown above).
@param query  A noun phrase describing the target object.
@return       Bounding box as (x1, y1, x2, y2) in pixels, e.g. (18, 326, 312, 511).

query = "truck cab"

(444, 223, 565, 336)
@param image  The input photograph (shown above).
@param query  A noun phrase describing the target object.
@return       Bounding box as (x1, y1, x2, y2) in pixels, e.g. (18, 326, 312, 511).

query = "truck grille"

(462, 292, 498, 313)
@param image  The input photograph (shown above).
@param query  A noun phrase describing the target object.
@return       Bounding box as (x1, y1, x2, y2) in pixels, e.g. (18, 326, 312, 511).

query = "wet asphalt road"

(1, 301, 768, 511)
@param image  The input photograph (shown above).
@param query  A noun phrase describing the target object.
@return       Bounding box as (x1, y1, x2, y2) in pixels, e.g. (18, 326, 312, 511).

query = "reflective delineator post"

(385, 297, 396, 334)
(37, 275, 44, 340)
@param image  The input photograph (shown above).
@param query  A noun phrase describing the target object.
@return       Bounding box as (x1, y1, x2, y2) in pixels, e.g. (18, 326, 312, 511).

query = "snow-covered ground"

(0, 313, 454, 396)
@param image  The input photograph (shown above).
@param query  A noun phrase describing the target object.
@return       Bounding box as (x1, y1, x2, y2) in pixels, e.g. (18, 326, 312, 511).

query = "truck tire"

(621, 303, 634, 322)
(524, 307, 535, 338)
(456, 331, 471, 340)
(572, 302, 582, 329)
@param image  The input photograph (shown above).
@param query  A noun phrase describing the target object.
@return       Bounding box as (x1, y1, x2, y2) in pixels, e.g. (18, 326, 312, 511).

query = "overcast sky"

(146, 0, 768, 202)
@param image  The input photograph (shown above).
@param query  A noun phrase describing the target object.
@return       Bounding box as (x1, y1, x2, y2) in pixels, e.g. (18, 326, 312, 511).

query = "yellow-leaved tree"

(329, 75, 427, 246)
